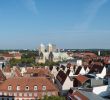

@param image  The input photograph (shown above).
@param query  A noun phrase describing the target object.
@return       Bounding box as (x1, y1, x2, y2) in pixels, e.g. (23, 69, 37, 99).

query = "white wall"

(96, 67, 106, 79)
(93, 85, 109, 97)
(51, 66, 58, 78)
(77, 60, 82, 66)
(79, 67, 86, 75)
(62, 76, 73, 90)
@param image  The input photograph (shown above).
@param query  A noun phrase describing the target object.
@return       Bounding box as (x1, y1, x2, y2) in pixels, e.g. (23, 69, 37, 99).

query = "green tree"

(43, 96, 65, 100)
(9, 58, 20, 67)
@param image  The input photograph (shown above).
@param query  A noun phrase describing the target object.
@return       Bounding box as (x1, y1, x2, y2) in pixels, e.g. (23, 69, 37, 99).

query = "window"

(34, 86, 38, 90)
(34, 93, 37, 97)
(24, 93, 27, 97)
(52, 92, 56, 95)
(17, 86, 20, 91)
(14, 93, 17, 96)
(8, 85, 12, 91)
(47, 92, 51, 96)
(29, 93, 32, 96)
(42, 92, 46, 96)
(4, 92, 7, 96)
(25, 86, 29, 91)
(9, 93, 13, 96)
(0, 92, 2, 95)
(42, 86, 46, 90)
(19, 93, 22, 96)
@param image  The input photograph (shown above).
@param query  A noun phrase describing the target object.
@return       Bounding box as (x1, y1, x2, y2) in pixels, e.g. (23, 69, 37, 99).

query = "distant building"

(36, 44, 69, 63)
(39, 43, 45, 52)
(47, 43, 57, 52)
(2, 51, 21, 61)
(98, 50, 101, 56)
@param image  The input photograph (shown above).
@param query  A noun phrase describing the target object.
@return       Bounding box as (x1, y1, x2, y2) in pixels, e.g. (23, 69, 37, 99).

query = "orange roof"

(72, 91, 89, 100)
(0, 77, 58, 92)
(0, 69, 6, 82)
(25, 68, 51, 76)
(3, 53, 13, 57)
(3, 65, 11, 73)
(75, 75, 89, 84)
(14, 53, 21, 57)
(14, 68, 22, 77)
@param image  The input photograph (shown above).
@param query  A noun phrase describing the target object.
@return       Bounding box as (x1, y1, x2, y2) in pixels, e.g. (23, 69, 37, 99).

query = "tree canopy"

(42, 96, 65, 100)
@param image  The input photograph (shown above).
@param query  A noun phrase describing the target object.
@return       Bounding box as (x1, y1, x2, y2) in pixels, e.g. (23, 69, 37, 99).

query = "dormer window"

(42, 86, 46, 90)
(8, 85, 12, 91)
(25, 86, 29, 91)
(17, 86, 20, 91)
(34, 86, 38, 91)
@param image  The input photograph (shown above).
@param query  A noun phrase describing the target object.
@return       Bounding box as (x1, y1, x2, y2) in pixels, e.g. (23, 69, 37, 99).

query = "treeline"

(9, 51, 38, 67)
(9, 50, 59, 67)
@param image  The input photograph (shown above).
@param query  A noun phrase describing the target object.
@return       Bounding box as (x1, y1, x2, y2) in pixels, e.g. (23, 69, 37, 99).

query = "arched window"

(40, 52, 44, 59)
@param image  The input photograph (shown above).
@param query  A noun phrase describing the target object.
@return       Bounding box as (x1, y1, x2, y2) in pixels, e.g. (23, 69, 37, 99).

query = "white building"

(47, 43, 57, 52)
(36, 44, 69, 63)
(39, 43, 45, 52)
(93, 85, 109, 97)
(56, 70, 73, 95)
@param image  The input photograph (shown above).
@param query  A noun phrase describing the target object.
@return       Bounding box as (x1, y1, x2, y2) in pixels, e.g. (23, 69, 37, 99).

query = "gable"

(56, 70, 67, 85)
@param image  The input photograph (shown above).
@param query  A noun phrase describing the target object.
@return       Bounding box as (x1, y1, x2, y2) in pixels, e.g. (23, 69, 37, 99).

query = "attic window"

(42, 86, 46, 91)
(17, 86, 20, 91)
(25, 86, 29, 91)
(8, 85, 12, 91)
(34, 86, 38, 91)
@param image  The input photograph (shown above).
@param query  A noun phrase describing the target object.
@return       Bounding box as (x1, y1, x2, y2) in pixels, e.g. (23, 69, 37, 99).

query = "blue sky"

(0, 0, 110, 49)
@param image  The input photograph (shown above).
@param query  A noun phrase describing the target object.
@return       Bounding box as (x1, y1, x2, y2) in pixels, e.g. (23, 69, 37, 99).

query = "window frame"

(16, 85, 20, 91)
(8, 85, 12, 91)
(34, 86, 38, 91)
(25, 86, 29, 91)
(42, 86, 46, 91)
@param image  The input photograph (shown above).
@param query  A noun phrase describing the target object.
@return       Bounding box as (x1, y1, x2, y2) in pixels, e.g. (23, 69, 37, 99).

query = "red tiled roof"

(25, 68, 51, 76)
(71, 91, 89, 100)
(83, 52, 97, 57)
(56, 70, 67, 85)
(74, 52, 97, 58)
(75, 75, 89, 84)
(14, 68, 22, 77)
(3, 65, 11, 73)
(14, 53, 21, 57)
(2, 53, 13, 57)
(0, 69, 6, 82)
(89, 63, 104, 74)
(0, 77, 58, 92)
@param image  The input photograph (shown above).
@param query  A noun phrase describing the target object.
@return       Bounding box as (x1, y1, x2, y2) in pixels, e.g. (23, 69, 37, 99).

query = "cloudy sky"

(0, 0, 110, 49)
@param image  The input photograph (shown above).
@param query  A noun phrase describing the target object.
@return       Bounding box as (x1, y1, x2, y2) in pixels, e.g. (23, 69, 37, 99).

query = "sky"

(0, 0, 110, 49)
